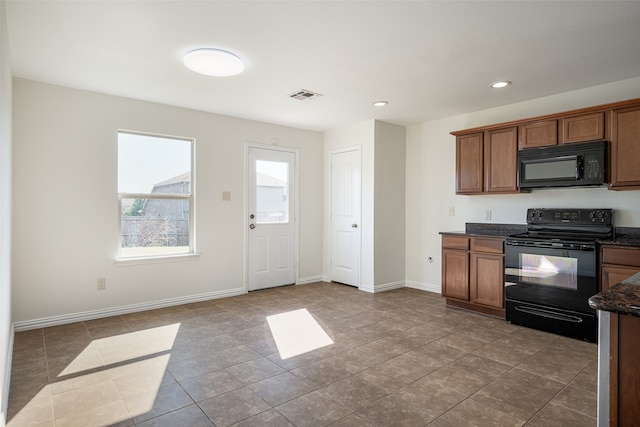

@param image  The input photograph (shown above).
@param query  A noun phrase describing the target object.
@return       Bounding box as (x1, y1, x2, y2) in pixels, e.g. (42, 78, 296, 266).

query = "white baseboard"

(405, 280, 441, 294)
(12, 280, 441, 332)
(297, 275, 324, 285)
(359, 281, 405, 294)
(12, 287, 246, 332)
(1, 324, 13, 427)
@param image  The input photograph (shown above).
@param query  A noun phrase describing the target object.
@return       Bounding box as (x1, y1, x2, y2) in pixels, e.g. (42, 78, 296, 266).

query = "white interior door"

(248, 146, 296, 291)
(331, 148, 361, 287)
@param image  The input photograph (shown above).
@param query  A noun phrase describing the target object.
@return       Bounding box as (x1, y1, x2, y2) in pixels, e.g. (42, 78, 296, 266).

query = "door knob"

(351, 224, 358, 228)
(250, 224, 256, 229)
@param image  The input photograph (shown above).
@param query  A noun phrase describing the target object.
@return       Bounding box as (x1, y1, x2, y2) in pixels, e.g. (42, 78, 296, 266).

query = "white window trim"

(117, 130, 196, 262)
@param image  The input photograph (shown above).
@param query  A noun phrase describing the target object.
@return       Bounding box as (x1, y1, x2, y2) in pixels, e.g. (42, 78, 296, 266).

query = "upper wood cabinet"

(451, 97, 640, 193)
(455, 128, 519, 194)
(519, 120, 558, 149)
(484, 127, 518, 193)
(610, 105, 640, 189)
(560, 112, 605, 144)
(456, 133, 484, 194)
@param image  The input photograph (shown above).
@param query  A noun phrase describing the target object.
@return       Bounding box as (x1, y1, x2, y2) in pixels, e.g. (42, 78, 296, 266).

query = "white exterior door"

(331, 148, 361, 287)
(247, 146, 296, 291)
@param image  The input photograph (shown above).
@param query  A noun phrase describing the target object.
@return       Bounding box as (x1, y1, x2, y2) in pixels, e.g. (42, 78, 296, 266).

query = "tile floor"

(7, 283, 598, 427)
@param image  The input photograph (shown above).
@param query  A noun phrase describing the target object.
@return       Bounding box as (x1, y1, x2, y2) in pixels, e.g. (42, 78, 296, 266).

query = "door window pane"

(256, 160, 289, 224)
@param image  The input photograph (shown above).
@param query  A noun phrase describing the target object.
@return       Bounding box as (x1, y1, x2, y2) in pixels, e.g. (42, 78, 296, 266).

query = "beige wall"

(323, 120, 406, 291)
(373, 121, 406, 288)
(0, 0, 11, 421)
(11, 79, 323, 325)
(405, 76, 640, 293)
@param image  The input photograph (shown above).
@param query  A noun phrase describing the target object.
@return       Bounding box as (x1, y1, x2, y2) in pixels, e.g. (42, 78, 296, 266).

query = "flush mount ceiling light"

(183, 48, 244, 77)
(490, 81, 512, 89)
(373, 101, 389, 107)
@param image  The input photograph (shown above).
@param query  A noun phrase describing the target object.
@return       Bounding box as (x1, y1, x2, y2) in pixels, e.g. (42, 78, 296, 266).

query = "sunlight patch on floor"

(7, 324, 180, 426)
(267, 308, 333, 359)
(59, 323, 180, 376)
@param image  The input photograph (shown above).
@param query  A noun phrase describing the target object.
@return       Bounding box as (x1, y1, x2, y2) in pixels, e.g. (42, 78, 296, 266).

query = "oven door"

(504, 240, 597, 314)
(504, 240, 598, 342)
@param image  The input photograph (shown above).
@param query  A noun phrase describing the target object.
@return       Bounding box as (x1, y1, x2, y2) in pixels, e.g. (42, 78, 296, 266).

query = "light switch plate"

(222, 191, 231, 201)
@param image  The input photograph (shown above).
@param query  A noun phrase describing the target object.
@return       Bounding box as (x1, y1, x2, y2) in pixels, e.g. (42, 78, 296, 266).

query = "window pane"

(121, 198, 190, 257)
(118, 132, 192, 194)
(118, 131, 193, 259)
(256, 160, 289, 224)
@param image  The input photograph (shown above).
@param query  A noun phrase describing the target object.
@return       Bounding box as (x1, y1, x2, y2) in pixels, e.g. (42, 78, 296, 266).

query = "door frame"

(245, 142, 299, 292)
(329, 145, 362, 287)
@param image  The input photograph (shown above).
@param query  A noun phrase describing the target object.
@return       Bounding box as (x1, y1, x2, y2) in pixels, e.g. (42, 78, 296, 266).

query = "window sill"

(115, 252, 200, 267)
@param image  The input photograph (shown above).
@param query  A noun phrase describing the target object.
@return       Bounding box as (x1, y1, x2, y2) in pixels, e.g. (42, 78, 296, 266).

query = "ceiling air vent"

(289, 89, 323, 102)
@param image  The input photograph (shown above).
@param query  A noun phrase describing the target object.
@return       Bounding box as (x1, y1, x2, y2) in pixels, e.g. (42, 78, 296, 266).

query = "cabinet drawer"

(471, 237, 504, 254)
(601, 246, 640, 268)
(442, 235, 470, 250)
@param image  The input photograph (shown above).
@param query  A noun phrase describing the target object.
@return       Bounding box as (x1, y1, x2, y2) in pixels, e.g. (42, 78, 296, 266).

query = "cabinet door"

(471, 252, 504, 309)
(610, 105, 640, 189)
(484, 127, 518, 193)
(456, 133, 483, 194)
(519, 120, 558, 149)
(610, 313, 640, 426)
(601, 265, 640, 291)
(560, 112, 605, 144)
(442, 249, 469, 301)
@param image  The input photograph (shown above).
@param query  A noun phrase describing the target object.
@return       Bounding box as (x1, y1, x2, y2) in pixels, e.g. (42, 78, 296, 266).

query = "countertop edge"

(589, 273, 640, 317)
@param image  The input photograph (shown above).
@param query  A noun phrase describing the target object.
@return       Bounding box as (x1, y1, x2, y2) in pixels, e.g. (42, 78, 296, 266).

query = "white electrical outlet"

(97, 277, 106, 290)
(448, 206, 455, 216)
(485, 210, 492, 220)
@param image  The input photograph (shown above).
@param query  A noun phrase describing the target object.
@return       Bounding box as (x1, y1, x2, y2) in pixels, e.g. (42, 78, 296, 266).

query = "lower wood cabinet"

(442, 248, 469, 301)
(609, 312, 640, 426)
(600, 245, 640, 291)
(442, 235, 505, 317)
(472, 251, 504, 309)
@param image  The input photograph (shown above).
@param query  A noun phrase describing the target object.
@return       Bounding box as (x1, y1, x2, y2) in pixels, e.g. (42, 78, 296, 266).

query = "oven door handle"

(514, 305, 583, 323)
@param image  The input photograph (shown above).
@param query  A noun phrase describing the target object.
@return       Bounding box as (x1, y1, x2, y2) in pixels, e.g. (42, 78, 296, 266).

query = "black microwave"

(518, 140, 607, 189)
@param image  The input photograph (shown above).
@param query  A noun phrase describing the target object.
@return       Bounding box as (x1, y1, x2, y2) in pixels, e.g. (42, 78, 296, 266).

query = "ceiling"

(6, 1, 640, 132)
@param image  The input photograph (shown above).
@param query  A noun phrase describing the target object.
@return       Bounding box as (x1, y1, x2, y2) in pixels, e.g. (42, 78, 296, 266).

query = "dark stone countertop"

(599, 227, 640, 248)
(439, 223, 526, 239)
(589, 273, 640, 316)
(441, 224, 640, 246)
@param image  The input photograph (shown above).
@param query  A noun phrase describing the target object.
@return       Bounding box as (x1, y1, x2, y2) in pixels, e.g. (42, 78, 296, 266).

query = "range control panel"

(527, 208, 613, 225)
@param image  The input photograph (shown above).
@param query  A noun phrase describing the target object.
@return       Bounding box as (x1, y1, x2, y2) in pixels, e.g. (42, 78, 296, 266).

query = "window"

(118, 131, 194, 259)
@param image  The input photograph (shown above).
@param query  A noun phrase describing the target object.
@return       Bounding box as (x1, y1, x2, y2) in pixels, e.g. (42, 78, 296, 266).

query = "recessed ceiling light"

(373, 101, 388, 107)
(183, 48, 244, 77)
(490, 81, 511, 89)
